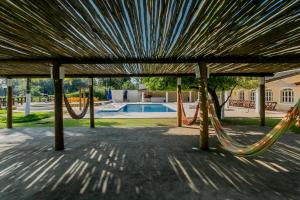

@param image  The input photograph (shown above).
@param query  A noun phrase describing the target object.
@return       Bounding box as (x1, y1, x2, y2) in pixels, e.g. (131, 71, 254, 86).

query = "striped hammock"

(208, 99, 300, 157)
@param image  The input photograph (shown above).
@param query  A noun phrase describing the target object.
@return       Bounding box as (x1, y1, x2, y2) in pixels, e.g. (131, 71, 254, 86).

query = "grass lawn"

(0, 110, 177, 128)
(0, 110, 299, 133)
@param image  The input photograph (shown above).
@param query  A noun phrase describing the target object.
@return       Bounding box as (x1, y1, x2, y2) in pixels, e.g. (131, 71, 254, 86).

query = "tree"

(143, 77, 198, 91)
(207, 77, 258, 119)
(142, 76, 258, 119)
(96, 78, 138, 90)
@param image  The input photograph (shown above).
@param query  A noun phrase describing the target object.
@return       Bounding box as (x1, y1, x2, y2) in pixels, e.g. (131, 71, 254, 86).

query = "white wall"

(112, 90, 124, 102)
(112, 90, 140, 102)
(127, 90, 139, 102)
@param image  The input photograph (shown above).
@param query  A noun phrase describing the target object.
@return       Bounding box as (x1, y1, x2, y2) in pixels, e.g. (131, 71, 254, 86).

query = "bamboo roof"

(0, 1, 300, 77)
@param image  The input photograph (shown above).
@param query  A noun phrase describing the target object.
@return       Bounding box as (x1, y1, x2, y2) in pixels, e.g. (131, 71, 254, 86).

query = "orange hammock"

(179, 93, 200, 125)
(64, 94, 89, 119)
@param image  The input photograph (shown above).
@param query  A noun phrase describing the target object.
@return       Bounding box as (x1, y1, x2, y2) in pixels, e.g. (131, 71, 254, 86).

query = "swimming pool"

(98, 104, 176, 112)
(119, 104, 175, 112)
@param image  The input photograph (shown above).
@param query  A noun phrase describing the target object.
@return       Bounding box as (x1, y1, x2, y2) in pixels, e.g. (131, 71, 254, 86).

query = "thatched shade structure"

(0, 0, 299, 76)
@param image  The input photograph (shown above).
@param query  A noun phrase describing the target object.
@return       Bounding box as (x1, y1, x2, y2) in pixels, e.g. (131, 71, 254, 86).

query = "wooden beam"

(0, 55, 299, 64)
(52, 62, 64, 151)
(198, 63, 209, 150)
(89, 78, 95, 128)
(259, 77, 266, 126)
(6, 79, 13, 129)
(177, 77, 182, 127)
(2, 72, 274, 78)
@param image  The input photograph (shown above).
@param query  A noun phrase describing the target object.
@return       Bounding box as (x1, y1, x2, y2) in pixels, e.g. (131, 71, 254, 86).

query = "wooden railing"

(229, 100, 277, 111)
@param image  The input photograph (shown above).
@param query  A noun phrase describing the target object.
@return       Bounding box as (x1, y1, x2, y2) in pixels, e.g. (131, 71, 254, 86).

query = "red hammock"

(64, 94, 89, 119)
(179, 93, 200, 125)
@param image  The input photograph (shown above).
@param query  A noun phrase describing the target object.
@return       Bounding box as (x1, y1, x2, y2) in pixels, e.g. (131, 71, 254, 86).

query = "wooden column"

(79, 88, 82, 110)
(177, 77, 182, 127)
(198, 63, 209, 150)
(25, 78, 31, 116)
(89, 78, 95, 128)
(52, 63, 64, 151)
(259, 77, 265, 126)
(6, 78, 13, 129)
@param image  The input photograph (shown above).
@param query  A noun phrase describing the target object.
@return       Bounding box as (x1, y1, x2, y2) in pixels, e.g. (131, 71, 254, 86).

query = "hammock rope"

(208, 98, 300, 157)
(179, 93, 200, 125)
(64, 94, 90, 119)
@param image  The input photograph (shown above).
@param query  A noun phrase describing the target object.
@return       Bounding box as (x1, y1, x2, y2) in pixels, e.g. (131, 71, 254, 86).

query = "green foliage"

(121, 81, 138, 89)
(142, 77, 198, 91)
(207, 77, 238, 91)
(0, 77, 139, 98)
(236, 77, 259, 89)
(94, 87, 108, 100)
(142, 77, 175, 90)
(31, 86, 42, 96)
(142, 76, 258, 91)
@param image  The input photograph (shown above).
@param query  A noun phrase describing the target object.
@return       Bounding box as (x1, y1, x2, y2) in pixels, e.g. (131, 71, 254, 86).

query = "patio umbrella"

(108, 88, 112, 100)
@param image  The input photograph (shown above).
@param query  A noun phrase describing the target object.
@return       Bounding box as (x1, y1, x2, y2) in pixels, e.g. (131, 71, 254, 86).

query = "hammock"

(179, 93, 200, 125)
(64, 94, 89, 119)
(208, 99, 300, 156)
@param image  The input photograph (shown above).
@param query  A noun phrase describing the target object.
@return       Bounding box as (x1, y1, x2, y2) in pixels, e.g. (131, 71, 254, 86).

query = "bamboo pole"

(198, 63, 209, 150)
(177, 77, 182, 127)
(52, 63, 64, 151)
(6, 78, 13, 129)
(259, 77, 265, 126)
(89, 78, 95, 128)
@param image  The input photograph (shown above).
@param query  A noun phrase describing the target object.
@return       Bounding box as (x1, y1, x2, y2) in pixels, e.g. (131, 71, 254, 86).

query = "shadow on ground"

(0, 126, 299, 200)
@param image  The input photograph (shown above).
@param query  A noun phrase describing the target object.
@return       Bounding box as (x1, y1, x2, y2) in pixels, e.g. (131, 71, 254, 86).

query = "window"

(250, 90, 256, 101)
(265, 89, 273, 102)
(281, 89, 294, 103)
(239, 90, 244, 100)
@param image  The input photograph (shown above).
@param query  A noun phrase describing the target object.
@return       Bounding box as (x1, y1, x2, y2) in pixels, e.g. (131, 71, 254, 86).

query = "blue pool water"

(119, 104, 175, 112)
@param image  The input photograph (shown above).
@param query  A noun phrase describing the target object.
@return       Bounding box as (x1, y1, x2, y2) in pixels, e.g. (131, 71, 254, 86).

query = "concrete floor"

(0, 126, 299, 200)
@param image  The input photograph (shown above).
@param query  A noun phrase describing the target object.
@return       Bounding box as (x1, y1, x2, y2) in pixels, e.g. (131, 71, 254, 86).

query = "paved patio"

(0, 125, 299, 200)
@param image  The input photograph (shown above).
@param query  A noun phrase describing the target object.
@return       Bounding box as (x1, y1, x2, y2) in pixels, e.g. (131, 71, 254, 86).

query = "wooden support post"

(79, 87, 82, 110)
(89, 78, 95, 128)
(6, 79, 13, 129)
(198, 63, 209, 150)
(177, 77, 182, 127)
(259, 77, 265, 126)
(25, 78, 31, 116)
(52, 63, 64, 151)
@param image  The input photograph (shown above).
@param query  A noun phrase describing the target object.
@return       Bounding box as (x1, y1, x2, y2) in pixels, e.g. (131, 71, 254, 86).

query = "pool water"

(119, 104, 175, 112)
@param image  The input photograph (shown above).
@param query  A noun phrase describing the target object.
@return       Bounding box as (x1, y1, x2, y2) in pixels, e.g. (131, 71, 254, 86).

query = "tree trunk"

(207, 87, 221, 119)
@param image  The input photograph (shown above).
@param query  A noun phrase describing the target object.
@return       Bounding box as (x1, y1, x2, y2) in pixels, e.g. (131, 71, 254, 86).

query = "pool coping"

(97, 102, 176, 112)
